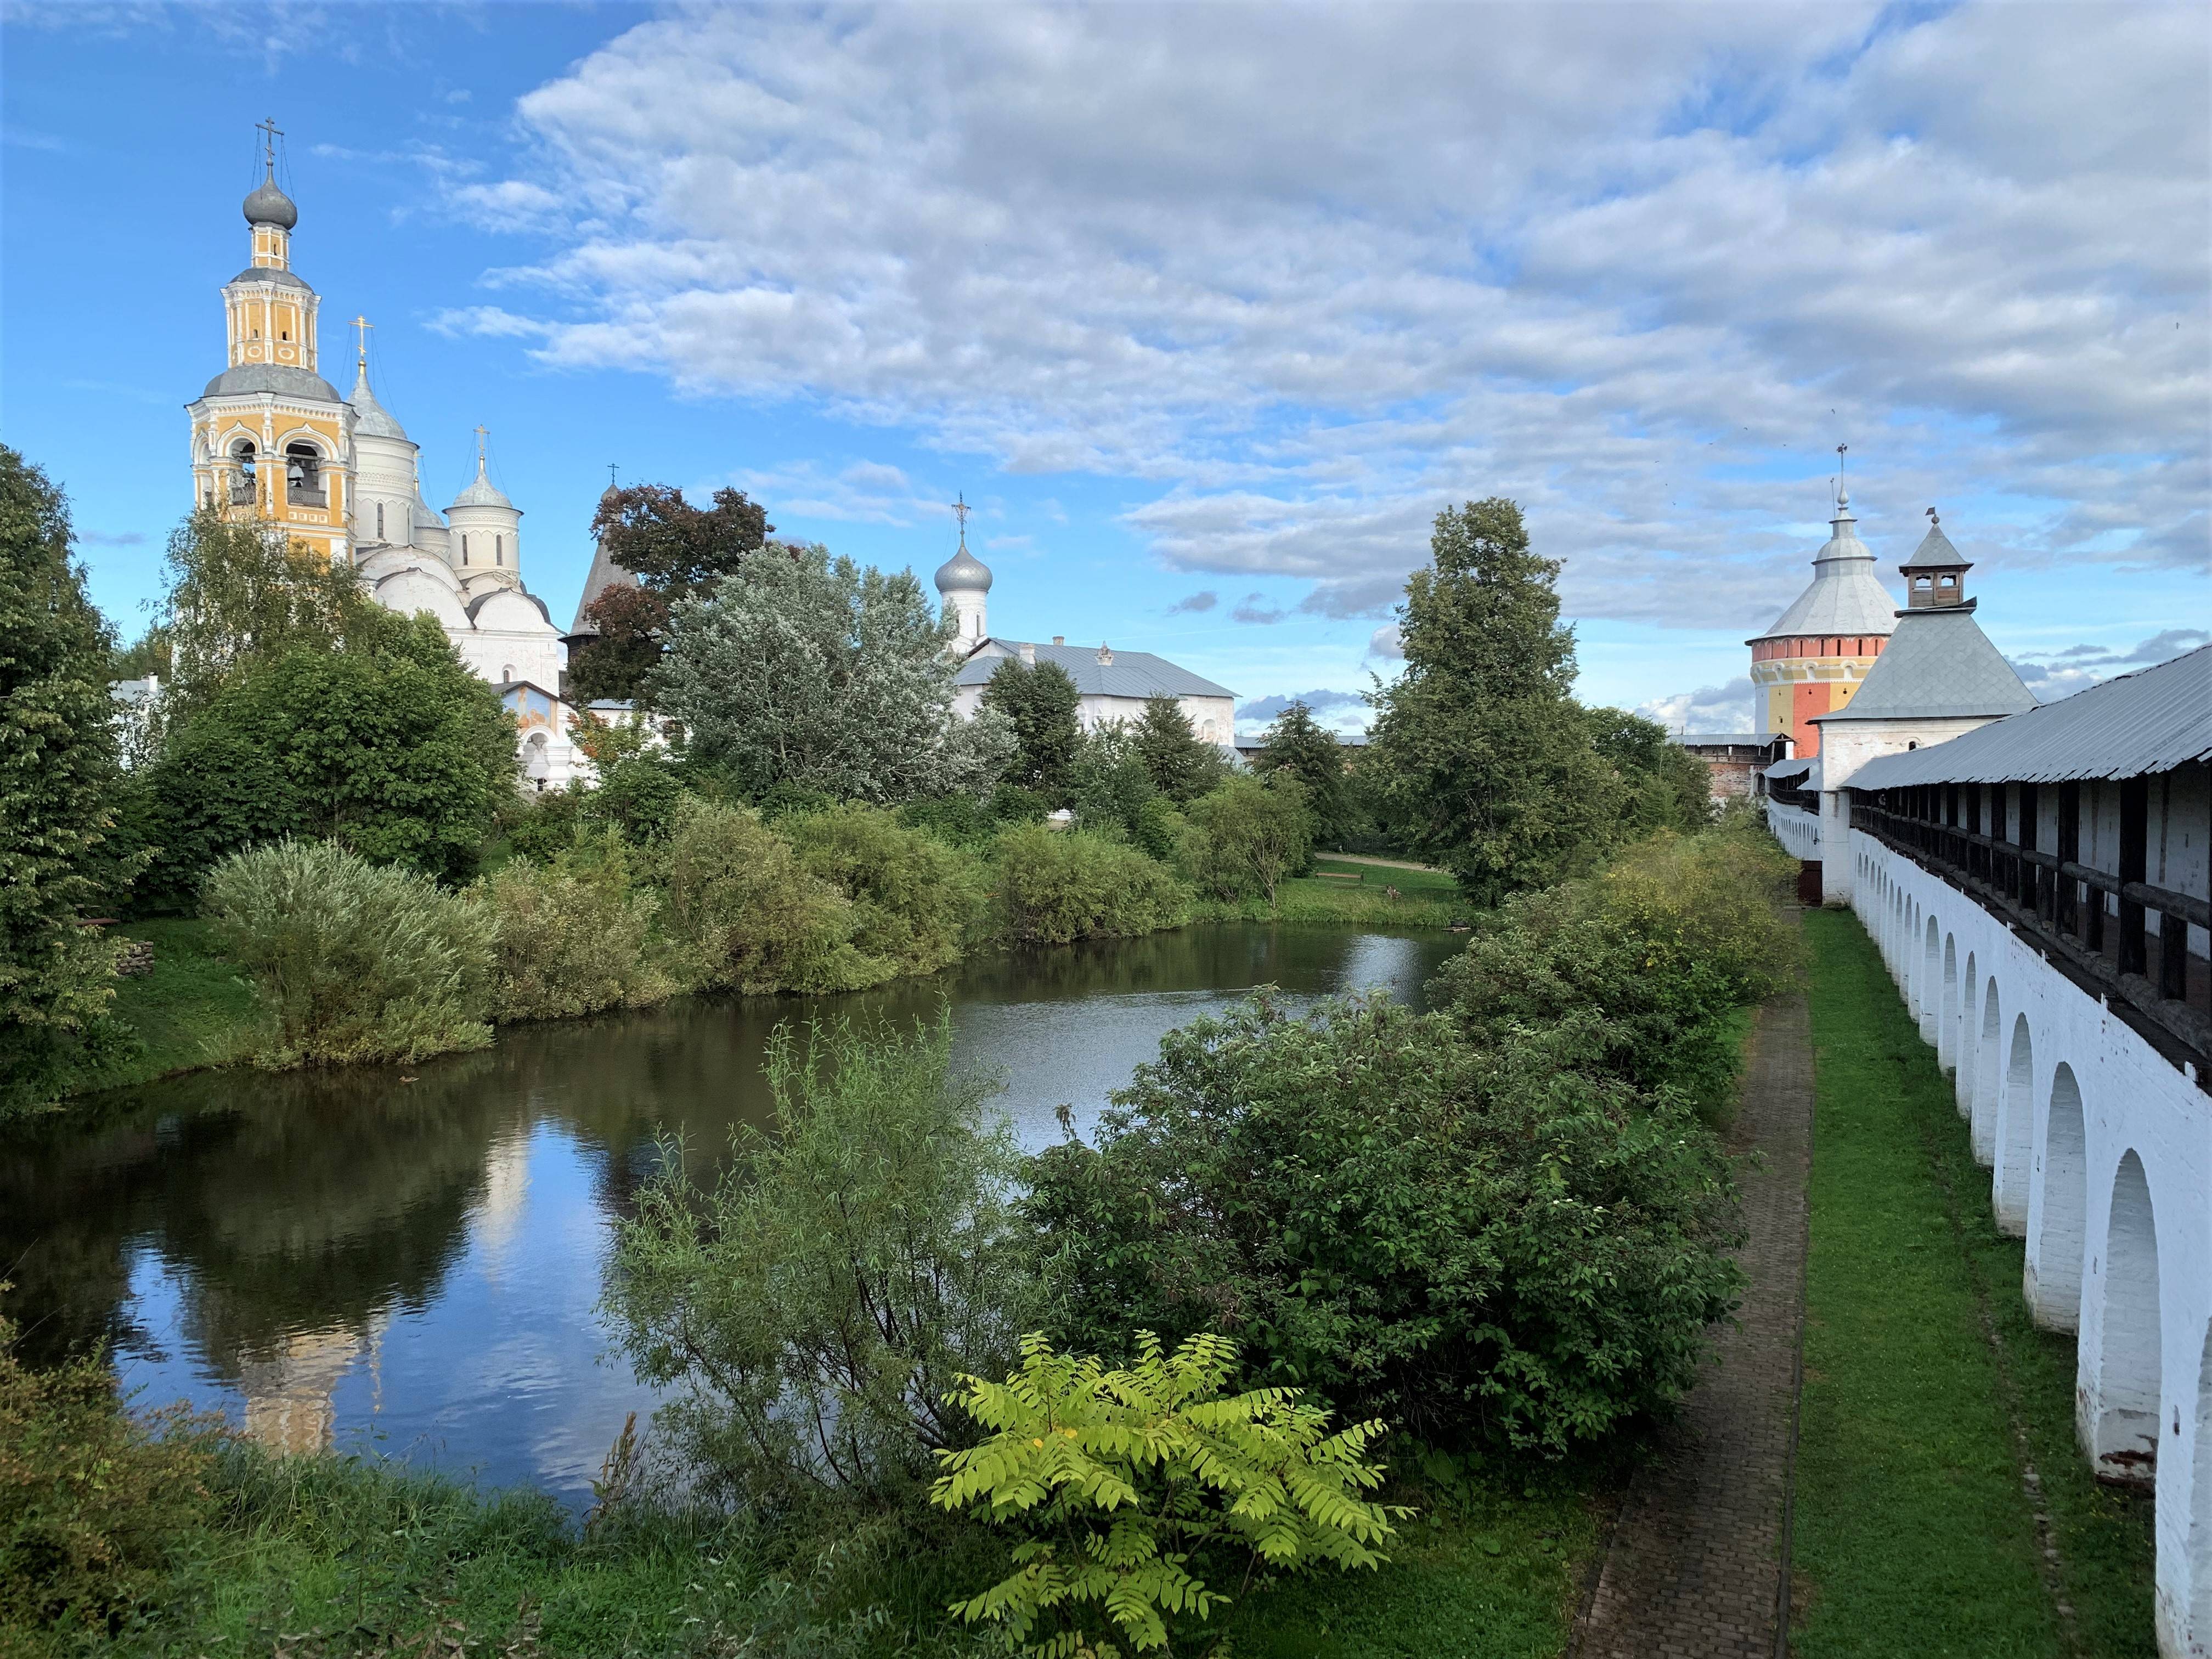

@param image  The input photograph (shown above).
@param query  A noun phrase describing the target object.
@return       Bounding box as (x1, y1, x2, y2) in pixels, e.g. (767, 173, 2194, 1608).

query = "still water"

(1, 924, 1459, 1506)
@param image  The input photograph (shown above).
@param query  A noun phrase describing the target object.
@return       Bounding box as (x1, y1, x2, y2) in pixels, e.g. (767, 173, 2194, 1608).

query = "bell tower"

(185, 120, 355, 564)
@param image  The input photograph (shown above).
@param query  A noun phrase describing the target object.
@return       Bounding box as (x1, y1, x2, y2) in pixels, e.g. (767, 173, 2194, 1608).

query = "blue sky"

(4, 2, 2205, 734)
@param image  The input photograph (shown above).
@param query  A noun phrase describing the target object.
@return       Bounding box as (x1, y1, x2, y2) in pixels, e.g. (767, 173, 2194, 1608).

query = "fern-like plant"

(930, 1331, 1404, 1656)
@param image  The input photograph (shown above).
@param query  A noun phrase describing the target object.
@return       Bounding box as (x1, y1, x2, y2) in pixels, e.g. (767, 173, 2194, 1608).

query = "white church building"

(932, 519, 1238, 746)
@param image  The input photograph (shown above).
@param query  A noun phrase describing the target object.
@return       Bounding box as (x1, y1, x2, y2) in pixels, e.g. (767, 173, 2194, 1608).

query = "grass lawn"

(77, 917, 256, 1093)
(1792, 907, 2155, 1657)
(1195, 855, 1468, 929)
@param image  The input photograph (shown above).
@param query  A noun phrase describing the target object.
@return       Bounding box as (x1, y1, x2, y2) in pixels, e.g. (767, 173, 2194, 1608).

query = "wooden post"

(2118, 776, 2148, 980)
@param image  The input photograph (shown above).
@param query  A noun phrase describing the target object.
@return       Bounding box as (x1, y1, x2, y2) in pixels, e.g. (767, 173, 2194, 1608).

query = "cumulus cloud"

(1165, 590, 1217, 615)
(1231, 593, 1286, 625)
(436, 4, 2207, 630)
(1367, 625, 1403, 662)
(1636, 675, 1758, 735)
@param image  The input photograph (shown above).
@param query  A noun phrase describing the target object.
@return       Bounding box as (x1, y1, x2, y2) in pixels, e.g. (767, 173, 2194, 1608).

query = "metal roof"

(1901, 522, 1966, 570)
(196, 363, 345, 404)
(225, 264, 312, 292)
(1767, 755, 1820, 788)
(1813, 602, 2034, 724)
(1747, 499, 1900, 644)
(1673, 732, 1779, 747)
(567, 533, 641, 635)
(1849, 644, 2212, 789)
(956, 639, 1234, 701)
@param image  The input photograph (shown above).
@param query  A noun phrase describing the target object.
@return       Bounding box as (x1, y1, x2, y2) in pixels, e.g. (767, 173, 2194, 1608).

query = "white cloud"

(2007, 627, 2209, 703)
(438, 3, 2208, 631)
(1637, 675, 1757, 735)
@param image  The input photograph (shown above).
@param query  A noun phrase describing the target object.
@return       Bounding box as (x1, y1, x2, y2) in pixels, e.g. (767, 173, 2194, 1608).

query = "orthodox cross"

(351, 315, 374, 369)
(475, 425, 489, 468)
(951, 492, 971, 542)
(607, 463, 619, 490)
(256, 116, 284, 172)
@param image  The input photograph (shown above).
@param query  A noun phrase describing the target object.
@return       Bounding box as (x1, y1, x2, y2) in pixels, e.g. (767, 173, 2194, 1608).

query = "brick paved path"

(1572, 994, 1815, 1659)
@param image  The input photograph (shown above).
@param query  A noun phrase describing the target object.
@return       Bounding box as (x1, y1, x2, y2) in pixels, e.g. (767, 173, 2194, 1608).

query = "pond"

(0, 923, 1462, 1507)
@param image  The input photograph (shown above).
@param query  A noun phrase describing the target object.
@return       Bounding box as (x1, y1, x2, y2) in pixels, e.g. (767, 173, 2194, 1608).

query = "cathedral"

(185, 132, 579, 785)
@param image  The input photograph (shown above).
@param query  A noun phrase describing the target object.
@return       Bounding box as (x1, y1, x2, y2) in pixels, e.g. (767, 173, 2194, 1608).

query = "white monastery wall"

(1852, 831, 2212, 1656)
(1766, 799, 1821, 862)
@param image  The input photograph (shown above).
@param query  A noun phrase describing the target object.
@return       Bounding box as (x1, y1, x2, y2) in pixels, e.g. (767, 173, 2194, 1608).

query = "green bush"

(659, 801, 890, 995)
(1026, 991, 1743, 1455)
(501, 781, 585, 865)
(603, 1017, 1036, 1509)
(1177, 774, 1313, 906)
(787, 801, 987, 976)
(475, 832, 675, 1022)
(933, 1331, 1400, 1656)
(201, 838, 495, 1066)
(1, 1297, 225, 1643)
(1433, 819, 1799, 1108)
(991, 824, 1188, 945)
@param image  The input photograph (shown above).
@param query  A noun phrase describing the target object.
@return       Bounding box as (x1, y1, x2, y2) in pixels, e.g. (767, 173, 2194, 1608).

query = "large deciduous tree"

(567, 484, 774, 706)
(979, 656, 1081, 799)
(1131, 692, 1224, 803)
(653, 544, 1013, 805)
(1584, 706, 1715, 839)
(0, 448, 132, 1110)
(156, 506, 380, 728)
(1368, 498, 1615, 905)
(135, 611, 515, 906)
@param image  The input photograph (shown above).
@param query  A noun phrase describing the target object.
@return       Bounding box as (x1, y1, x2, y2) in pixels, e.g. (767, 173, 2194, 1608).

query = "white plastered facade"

(1842, 827, 2212, 1657)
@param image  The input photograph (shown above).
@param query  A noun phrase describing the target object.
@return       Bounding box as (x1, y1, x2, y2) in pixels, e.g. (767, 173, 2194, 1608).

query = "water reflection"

(0, 924, 1458, 1504)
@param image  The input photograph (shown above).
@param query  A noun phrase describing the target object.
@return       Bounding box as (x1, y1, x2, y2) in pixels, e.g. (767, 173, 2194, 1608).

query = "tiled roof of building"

(1849, 644, 2212, 789)
(1813, 602, 2034, 725)
(955, 639, 1233, 701)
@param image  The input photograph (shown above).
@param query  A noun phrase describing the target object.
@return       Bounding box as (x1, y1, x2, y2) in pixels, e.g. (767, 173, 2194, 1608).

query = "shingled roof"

(1813, 602, 2035, 725)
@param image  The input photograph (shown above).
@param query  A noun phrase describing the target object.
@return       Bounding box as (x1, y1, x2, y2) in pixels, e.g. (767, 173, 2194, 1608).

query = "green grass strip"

(1794, 907, 2154, 1657)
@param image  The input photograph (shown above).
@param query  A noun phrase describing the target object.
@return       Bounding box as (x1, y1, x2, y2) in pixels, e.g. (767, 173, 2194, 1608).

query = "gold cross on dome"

(351, 315, 373, 367)
(475, 425, 489, 466)
(951, 493, 971, 535)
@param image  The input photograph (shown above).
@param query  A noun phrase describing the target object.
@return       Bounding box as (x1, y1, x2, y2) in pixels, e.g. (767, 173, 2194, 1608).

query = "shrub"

(787, 802, 987, 977)
(1025, 991, 1743, 1455)
(1177, 774, 1313, 906)
(991, 824, 1187, 945)
(603, 1017, 1036, 1508)
(1, 1296, 225, 1641)
(201, 838, 495, 1066)
(1065, 721, 1159, 840)
(476, 832, 675, 1022)
(659, 801, 890, 995)
(1432, 819, 1799, 1108)
(501, 782, 585, 865)
(932, 1331, 1400, 1656)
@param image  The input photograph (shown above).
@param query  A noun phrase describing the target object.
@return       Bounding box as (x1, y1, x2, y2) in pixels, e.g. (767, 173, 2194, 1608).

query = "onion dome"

(1746, 488, 1899, 644)
(349, 360, 409, 441)
(242, 171, 298, 230)
(933, 540, 992, 595)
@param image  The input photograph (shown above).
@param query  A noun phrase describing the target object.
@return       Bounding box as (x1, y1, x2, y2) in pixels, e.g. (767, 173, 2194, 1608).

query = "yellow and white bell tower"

(185, 119, 354, 563)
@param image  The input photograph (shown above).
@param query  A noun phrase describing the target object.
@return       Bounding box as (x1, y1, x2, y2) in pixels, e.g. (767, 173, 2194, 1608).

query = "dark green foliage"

(566, 583, 668, 707)
(1026, 990, 1743, 1455)
(1131, 692, 1226, 803)
(604, 1017, 1036, 1509)
(1367, 500, 1615, 905)
(659, 801, 890, 994)
(981, 656, 1083, 799)
(135, 611, 515, 902)
(108, 625, 171, 684)
(991, 823, 1189, 944)
(501, 782, 585, 864)
(1433, 818, 1797, 1111)
(1585, 707, 1714, 839)
(1252, 699, 1350, 849)
(1, 1297, 224, 1641)
(0, 449, 134, 1113)
(1065, 719, 1160, 840)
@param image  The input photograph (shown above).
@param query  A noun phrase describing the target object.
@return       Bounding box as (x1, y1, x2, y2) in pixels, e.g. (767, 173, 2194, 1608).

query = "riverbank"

(1791, 907, 2156, 1656)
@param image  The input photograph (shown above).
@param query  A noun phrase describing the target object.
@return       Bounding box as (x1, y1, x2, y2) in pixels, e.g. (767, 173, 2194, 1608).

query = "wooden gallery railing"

(1852, 781, 2211, 1091)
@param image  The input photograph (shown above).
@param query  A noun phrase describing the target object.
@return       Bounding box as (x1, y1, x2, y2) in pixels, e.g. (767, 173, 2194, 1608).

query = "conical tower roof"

(1901, 518, 1967, 570)
(451, 451, 515, 511)
(1747, 491, 1900, 644)
(349, 359, 408, 441)
(568, 486, 641, 636)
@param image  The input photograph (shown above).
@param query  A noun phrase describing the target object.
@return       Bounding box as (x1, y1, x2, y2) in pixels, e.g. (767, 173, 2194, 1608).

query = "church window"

(460, 535, 469, 564)
(230, 441, 257, 506)
(495, 534, 504, 565)
(285, 443, 323, 504)
(375, 502, 385, 540)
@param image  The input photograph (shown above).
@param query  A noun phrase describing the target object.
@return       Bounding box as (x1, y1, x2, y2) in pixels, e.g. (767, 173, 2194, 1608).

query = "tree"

(155, 506, 380, 727)
(1180, 774, 1313, 906)
(1585, 707, 1714, 840)
(1367, 499, 1616, 905)
(567, 484, 774, 705)
(1064, 719, 1158, 840)
(1253, 699, 1348, 849)
(0, 448, 133, 1111)
(136, 610, 515, 905)
(1131, 692, 1224, 803)
(979, 656, 1081, 799)
(653, 544, 1013, 805)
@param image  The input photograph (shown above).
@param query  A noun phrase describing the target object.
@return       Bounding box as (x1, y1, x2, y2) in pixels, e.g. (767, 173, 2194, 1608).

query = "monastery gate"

(1768, 648, 2211, 1657)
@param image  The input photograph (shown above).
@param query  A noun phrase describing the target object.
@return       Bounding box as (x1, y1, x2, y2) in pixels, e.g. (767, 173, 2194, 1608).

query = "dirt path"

(1314, 852, 1446, 873)
(1571, 993, 1815, 1658)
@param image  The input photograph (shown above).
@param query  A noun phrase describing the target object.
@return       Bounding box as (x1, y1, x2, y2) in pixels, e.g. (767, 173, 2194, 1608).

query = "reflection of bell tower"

(185, 118, 356, 564)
